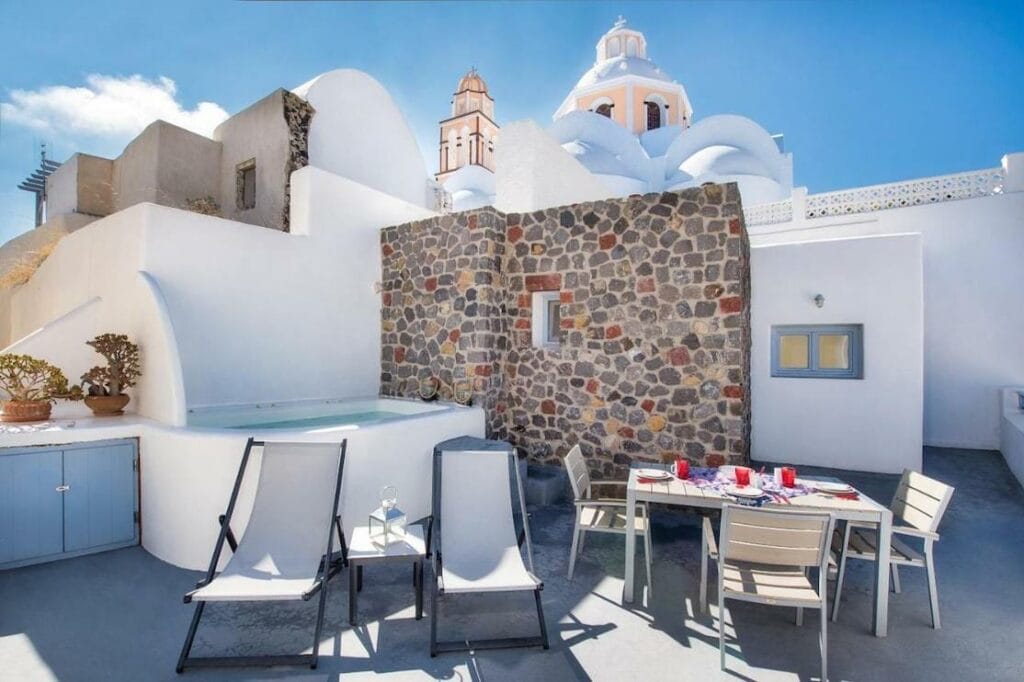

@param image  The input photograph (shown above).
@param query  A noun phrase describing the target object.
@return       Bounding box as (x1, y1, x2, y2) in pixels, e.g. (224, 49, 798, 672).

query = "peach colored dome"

(457, 69, 488, 94)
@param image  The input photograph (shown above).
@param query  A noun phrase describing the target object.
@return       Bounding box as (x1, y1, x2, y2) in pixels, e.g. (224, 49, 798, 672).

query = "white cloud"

(0, 74, 229, 140)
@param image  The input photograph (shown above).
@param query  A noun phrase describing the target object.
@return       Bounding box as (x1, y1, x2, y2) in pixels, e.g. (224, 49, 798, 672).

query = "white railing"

(744, 166, 1007, 226)
(804, 167, 1005, 219)
(743, 199, 793, 226)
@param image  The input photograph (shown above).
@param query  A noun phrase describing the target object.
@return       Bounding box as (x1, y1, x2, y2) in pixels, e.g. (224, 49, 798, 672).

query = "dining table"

(622, 465, 894, 637)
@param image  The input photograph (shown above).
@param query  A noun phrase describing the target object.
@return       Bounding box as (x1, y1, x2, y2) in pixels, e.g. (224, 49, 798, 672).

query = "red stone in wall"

(668, 347, 690, 365)
(508, 225, 523, 243)
(541, 399, 556, 415)
(525, 274, 562, 291)
(705, 453, 727, 467)
(719, 296, 742, 313)
(599, 233, 617, 250)
(723, 385, 744, 398)
(606, 325, 622, 339)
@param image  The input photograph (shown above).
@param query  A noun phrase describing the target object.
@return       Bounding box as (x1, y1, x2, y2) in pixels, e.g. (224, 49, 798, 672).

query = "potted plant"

(80, 333, 141, 416)
(0, 353, 79, 422)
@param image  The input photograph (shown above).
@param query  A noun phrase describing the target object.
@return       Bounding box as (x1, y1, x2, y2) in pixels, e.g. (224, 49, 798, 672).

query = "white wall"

(494, 119, 614, 213)
(751, 234, 923, 473)
(294, 70, 433, 209)
(751, 187, 1024, 451)
(5, 167, 435, 418)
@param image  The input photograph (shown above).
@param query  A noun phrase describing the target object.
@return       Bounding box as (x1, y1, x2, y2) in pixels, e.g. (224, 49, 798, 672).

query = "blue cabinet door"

(0, 449, 65, 566)
(62, 442, 138, 553)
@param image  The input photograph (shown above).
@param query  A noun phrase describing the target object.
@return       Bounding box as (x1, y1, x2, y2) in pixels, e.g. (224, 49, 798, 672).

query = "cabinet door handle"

(55, 485, 70, 493)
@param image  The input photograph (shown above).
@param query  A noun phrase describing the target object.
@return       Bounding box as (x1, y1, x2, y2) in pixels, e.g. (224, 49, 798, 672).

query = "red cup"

(735, 466, 751, 487)
(675, 458, 690, 480)
(781, 467, 797, 488)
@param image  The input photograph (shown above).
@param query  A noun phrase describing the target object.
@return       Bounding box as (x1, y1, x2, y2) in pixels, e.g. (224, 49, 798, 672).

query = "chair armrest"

(892, 525, 940, 541)
(702, 516, 719, 558)
(590, 480, 629, 488)
(575, 499, 629, 508)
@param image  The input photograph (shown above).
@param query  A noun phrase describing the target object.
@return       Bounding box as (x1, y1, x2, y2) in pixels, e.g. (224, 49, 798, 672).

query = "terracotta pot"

(84, 394, 131, 417)
(0, 400, 53, 423)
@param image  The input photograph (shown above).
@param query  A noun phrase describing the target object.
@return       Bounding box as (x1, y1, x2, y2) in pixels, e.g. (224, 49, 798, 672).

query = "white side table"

(346, 524, 427, 625)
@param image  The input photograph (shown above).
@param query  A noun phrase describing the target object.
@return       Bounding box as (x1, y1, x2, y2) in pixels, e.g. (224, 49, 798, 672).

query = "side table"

(346, 524, 427, 625)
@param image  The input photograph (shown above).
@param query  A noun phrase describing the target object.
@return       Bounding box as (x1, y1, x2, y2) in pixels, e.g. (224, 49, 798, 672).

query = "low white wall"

(751, 234, 924, 473)
(999, 388, 1024, 488)
(141, 405, 484, 570)
(751, 187, 1024, 451)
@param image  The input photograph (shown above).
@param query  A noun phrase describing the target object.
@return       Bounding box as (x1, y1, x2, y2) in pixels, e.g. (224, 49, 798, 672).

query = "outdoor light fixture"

(814, 294, 825, 308)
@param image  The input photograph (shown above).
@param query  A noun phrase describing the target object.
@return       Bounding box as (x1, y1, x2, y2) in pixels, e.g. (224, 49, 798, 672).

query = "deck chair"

(831, 469, 954, 628)
(176, 438, 347, 672)
(564, 445, 652, 594)
(717, 504, 835, 682)
(429, 447, 549, 655)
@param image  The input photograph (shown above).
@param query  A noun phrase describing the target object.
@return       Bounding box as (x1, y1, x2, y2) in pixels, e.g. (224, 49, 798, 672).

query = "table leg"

(415, 559, 424, 620)
(624, 485, 637, 603)
(873, 509, 892, 637)
(349, 563, 358, 626)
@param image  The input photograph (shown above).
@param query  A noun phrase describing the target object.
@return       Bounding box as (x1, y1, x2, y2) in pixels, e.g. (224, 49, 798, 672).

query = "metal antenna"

(17, 142, 61, 227)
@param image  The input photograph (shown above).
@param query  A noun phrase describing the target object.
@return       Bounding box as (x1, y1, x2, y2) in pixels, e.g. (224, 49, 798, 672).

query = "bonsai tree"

(0, 353, 79, 403)
(81, 333, 141, 397)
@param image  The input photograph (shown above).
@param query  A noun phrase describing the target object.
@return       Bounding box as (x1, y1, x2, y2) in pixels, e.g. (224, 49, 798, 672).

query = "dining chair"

(831, 469, 954, 628)
(716, 504, 835, 682)
(564, 445, 653, 595)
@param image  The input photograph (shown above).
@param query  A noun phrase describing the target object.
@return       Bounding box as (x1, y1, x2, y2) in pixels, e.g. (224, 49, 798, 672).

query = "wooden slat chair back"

(565, 445, 592, 502)
(720, 506, 833, 568)
(717, 505, 835, 681)
(890, 470, 954, 535)
(832, 469, 954, 629)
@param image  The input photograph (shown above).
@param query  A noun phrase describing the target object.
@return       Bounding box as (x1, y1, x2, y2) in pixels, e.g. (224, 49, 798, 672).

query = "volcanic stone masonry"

(380, 184, 750, 478)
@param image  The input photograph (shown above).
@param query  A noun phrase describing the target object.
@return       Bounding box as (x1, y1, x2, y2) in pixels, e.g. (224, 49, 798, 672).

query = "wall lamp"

(813, 294, 825, 308)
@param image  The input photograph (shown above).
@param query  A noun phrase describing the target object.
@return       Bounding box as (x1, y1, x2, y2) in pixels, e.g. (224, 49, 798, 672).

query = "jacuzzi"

(141, 397, 485, 570)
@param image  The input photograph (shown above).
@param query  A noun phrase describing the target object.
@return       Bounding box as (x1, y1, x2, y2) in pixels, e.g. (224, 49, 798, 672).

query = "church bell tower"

(437, 69, 499, 181)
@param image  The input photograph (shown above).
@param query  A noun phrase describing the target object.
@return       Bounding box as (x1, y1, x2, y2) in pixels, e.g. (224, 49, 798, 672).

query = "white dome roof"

(545, 111, 792, 204)
(573, 55, 673, 89)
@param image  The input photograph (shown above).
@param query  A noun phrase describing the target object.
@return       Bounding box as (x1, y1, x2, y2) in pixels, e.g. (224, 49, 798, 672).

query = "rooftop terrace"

(2, 447, 1021, 681)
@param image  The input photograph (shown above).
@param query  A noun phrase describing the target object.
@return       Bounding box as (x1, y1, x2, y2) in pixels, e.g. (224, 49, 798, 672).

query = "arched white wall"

(293, 69, 432, 209)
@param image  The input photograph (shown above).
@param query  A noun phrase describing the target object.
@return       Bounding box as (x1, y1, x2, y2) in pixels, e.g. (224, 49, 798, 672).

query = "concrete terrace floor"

(2, 447, 1023, 682)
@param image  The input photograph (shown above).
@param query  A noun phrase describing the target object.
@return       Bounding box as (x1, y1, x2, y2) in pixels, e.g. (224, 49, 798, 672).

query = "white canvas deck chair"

(831, 469, 954, 628)
(429, 446, 549, 655)
(716, 505, 835, 682)
(176, 438, 347, 673)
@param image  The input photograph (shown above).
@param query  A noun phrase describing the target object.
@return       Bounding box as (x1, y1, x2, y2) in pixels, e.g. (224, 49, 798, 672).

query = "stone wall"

(379, 185, 750, 478)
(380, 208, 508, 437)
(282, 91, 315, 233)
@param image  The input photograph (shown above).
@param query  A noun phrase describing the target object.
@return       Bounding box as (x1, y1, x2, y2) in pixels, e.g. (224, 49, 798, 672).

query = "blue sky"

(1, 0, 1022, 243)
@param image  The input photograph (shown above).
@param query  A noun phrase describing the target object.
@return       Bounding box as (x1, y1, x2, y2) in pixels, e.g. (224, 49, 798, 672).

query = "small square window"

(778, 334, 810, 369)
(771, 324, 863, 379)
(236, 159, 256, 210)
(531, 291, 561, 349)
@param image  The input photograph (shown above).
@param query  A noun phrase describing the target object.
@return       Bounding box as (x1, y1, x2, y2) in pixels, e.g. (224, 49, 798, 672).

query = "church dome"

(457, 69, 488, 94)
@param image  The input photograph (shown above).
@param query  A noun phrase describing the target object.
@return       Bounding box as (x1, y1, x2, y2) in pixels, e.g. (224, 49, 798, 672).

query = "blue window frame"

(771, 324, 863, 379)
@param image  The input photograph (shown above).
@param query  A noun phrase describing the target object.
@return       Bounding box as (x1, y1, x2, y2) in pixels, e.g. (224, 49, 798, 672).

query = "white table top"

(347, 523, 426, 563)
(628, 468, 889, 521)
